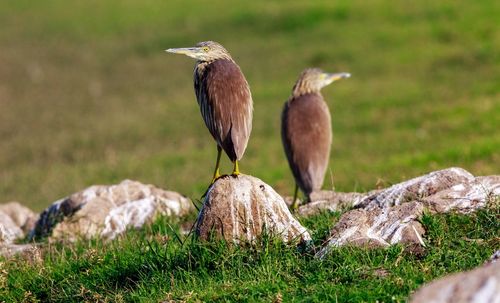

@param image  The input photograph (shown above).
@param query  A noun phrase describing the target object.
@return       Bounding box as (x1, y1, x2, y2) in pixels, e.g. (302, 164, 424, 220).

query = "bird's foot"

(211, 170, 221, 185)
(231, 160, 240, 176)
(289, 184, 300, 212)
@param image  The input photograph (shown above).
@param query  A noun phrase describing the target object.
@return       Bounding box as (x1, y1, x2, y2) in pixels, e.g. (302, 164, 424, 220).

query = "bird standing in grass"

(166, 41, 253, 183)
(281, 68, 350, 210)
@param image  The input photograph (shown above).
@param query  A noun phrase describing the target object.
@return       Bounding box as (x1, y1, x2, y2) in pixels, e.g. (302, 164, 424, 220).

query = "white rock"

(195, 174, 311, 245)
(423, 175, 500, 213)
(0, 212, 23, 244)
(357, 167, 475, 209)
(31, 180, 193, 242)
(316, 202, 425, 258)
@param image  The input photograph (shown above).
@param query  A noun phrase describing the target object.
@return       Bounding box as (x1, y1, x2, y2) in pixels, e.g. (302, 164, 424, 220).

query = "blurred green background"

(0, 0, 498, 211)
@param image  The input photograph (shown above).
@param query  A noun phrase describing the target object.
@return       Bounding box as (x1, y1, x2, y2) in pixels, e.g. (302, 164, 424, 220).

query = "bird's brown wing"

(281, 93, 332, 196)
(194, 59, 253, 161)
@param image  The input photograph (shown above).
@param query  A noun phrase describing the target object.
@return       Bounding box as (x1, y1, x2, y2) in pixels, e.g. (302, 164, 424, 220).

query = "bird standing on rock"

(166, 41, 253, 183)
(281, 68, 350, 210)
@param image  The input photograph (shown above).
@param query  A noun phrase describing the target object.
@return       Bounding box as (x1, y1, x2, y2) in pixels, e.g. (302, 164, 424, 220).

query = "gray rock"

(316, 201, 425, 258)
(297, 190, 378, 217)
(317, 168, 499, 257)
(411, 261, 500, 303)
(423, 175, 500, 214)
(0, 202, 38, 258)
(0, 212, 23, 244)
(357, 167, 475, 209)
(30, 180, 193, 242)
(0, 202, 37, 234)
(195, 174, 311, 245)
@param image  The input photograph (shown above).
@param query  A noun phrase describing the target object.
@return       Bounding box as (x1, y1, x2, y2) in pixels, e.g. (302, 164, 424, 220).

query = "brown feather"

(194, 59, 253, 162)
(281, 92, 332, 197)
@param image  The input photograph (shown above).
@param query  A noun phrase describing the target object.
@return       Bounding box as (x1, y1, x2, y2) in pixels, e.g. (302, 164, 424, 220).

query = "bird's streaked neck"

(196, 55, 234, 65)
(195, 57, 236, 76)
(292, 80, 320, 98)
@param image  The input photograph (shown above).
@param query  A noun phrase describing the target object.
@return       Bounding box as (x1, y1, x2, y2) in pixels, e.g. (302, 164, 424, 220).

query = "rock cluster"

(309, 168, 499, 301)
(30, 180, 193, 242)
(0, 167, 497, 302)
(1, 181, 193, 257)
(2, 176, 313, 258)
(195, 174, 311, 245)
(313, 168, 499, 258)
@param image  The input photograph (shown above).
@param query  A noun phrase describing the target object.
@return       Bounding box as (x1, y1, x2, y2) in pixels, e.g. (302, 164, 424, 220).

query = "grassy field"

(0, 0, 498, 211)
(2, 207, 499, 302)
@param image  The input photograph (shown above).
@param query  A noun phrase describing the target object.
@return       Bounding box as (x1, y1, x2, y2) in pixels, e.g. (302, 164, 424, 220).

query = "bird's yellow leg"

(291, 183, 299, 211)
(211, 146, 222, 184)
(232, 160, 240, 176)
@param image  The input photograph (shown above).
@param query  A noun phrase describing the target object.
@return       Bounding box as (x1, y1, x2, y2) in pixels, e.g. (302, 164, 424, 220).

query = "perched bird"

(166, 41, 253, 183)
(281, 68, 350, 210)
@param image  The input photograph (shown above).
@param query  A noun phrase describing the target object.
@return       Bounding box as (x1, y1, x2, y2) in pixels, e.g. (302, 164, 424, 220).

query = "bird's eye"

(203, 47, 209, 52)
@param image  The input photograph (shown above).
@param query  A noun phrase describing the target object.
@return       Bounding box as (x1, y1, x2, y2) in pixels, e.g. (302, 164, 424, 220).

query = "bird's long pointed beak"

(165, 47, 200, 58)
(327, 72, 351, 82)
(165, 47, 195, 54)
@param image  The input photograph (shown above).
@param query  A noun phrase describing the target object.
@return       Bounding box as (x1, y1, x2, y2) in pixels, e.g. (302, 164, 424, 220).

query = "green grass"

(0, 0, 498, 211)
(2, 207, 498, 302)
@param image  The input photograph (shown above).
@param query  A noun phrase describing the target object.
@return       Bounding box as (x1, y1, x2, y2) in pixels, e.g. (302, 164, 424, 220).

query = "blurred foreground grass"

(0, 0, 499, 210)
